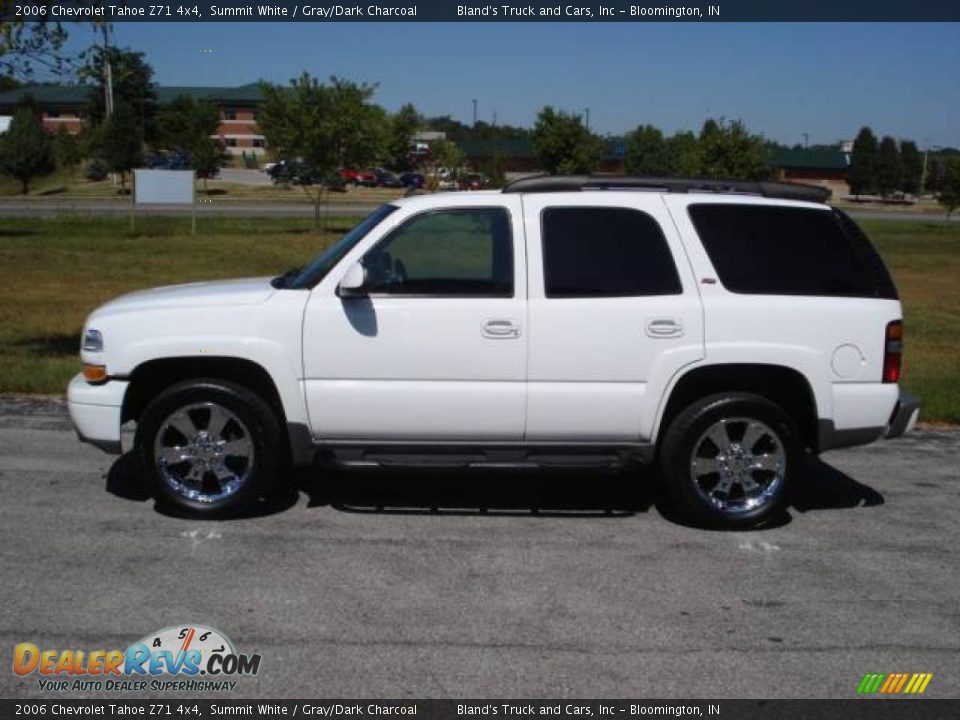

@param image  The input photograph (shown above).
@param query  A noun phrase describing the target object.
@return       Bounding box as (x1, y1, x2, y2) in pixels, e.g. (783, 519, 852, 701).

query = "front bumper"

(67, 373, 129, 455)
(885, 392, 921, 439)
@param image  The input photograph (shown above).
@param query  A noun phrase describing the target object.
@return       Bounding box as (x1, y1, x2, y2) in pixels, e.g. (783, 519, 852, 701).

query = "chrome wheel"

(690, 417, 786, 515)
(153, 402, 255, 504)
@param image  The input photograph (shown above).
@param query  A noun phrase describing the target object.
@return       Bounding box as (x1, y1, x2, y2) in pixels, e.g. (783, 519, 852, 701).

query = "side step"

(316, 443, 654, 470)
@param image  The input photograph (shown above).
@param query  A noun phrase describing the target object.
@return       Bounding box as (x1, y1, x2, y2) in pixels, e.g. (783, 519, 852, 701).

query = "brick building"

(768, 146, 850, 196)
(0, 83, 266, 155)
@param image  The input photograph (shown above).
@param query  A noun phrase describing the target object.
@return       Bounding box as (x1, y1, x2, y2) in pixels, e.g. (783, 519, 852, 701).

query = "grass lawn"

(0, 215, 957, 424)
(0, 215, 349, 394)
(861, 219, 960, 425)
(0, 169, 405, 203)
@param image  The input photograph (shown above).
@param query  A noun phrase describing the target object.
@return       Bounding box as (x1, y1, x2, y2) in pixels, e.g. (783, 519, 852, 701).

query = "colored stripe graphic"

(858, 673, 885, 694)
(857, 672, 933, 695)
(893, 673, 909, 693)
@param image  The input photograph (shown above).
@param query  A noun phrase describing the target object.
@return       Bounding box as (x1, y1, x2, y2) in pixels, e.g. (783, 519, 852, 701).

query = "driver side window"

(363, 208, 513, 297)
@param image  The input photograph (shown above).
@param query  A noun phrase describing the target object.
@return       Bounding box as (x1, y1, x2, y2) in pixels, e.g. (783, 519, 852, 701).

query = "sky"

(62, 22, 960, 147)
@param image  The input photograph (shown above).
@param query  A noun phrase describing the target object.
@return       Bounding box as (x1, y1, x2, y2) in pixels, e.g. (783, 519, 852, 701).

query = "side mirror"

(337, 261, 368, 297)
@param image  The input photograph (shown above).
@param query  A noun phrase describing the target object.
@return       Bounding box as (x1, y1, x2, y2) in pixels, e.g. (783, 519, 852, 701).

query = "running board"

(314, 443, 654, 470)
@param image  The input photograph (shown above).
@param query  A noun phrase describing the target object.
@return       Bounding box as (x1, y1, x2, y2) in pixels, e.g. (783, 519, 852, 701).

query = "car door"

(302, 197, 527, 440)
(522, 192, 704, 441)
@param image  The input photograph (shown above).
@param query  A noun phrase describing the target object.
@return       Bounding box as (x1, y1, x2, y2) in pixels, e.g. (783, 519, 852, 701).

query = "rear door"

(522, 192, 704, 441)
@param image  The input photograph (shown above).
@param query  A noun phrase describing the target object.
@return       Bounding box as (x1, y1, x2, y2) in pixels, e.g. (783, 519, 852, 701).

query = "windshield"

(286, 204, 398, 289)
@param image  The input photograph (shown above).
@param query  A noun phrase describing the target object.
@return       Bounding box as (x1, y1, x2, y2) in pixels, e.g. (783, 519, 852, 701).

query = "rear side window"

(688, 204, 894, 298)
(542, 207, 682, 298)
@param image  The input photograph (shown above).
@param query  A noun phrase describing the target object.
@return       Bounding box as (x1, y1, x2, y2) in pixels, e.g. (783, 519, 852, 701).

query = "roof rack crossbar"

(501, 175, 831, 203)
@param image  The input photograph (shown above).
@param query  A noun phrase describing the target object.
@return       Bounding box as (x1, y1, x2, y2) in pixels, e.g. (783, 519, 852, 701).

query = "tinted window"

(688, 204, 884, 297)
(542, 207, 681, 298)
(364, 208, 513, 296)
(290, 204, 397, 289)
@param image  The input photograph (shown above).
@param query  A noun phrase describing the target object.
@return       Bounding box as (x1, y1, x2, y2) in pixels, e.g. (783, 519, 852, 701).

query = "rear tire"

(135, 379, 283, 517)
(660, 393, 801, 529)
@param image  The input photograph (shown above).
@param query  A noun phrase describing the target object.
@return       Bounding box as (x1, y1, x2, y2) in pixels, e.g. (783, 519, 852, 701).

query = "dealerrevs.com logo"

(13, 625, 261, 692)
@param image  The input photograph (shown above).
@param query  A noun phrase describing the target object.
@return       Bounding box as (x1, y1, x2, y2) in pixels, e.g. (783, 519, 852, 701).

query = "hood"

(91, 277, 277, 318)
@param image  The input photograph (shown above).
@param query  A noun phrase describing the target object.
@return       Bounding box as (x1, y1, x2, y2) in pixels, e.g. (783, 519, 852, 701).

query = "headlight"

(82, 329, 104, 353)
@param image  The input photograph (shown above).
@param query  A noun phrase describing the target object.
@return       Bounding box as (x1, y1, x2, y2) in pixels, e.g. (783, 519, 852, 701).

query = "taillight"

(883, 320, 902, 383)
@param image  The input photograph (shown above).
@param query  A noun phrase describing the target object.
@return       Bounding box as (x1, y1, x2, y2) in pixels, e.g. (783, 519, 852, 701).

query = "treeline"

(848, 127, 923, 197)
(0, 47, 227, 193)
(4, 49, 960, 217)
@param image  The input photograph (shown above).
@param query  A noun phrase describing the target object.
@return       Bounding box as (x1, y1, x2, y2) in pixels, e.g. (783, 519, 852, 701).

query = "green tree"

(898, 140, 923, 196)
(81, 46, 158, 143)
(0, 101, 55, 194)
(258, 73, 387, 227)
(1, 17, 109, 80)
(876, 135, 901, 197)
(698, 118, 768, 180)
(848, 126, 878, 196)
(424, 139, 465, 189)
(156, 95, 226, 188)
(938, 158, 960, 219)
(665, 131, 701, 177)
(191, 137, 228, 191)
(97, 102, 143, 192)
(925, 154, 944, 194)
(386, 103, 421, 170)
(327, 76, 387, 169)
(158, 95, 220, 152)
(532, 106, 603, 175)
(52, 125, 83, 178)
(624, 125, 671, 176)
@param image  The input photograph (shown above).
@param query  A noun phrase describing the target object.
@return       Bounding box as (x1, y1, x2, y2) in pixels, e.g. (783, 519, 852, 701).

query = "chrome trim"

(690, 417, 786, 515)
(154, 402, 254, 504)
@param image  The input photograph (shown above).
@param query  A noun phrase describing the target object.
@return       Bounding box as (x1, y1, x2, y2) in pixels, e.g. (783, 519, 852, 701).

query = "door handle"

(646, 318, 684, 338)
(482, 319, 521, 339)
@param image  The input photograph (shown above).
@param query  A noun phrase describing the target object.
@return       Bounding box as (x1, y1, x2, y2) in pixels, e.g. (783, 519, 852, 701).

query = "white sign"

(134, 169, 195, 205)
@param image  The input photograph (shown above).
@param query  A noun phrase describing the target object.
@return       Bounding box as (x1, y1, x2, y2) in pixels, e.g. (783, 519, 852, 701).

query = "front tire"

(660, 393, 802, 529)
(135, 379, 283, 517)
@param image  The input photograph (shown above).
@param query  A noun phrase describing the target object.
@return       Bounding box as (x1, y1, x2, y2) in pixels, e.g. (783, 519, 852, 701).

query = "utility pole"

(922, 144, 942, 195)
(472, 99, 477, 127)
(101, 24, 114, 118)
(101, 24, 116, 188)
(584, 107, 590, 131)
(803, 133, 809, 148)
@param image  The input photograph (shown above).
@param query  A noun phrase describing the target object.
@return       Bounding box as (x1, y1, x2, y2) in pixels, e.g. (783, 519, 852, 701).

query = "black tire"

(135, 379, 284, 517)
(659, 392, 802, 529)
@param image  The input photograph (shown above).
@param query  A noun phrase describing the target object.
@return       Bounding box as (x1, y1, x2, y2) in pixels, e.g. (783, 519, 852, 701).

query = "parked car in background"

(459, 173, 489, 191)
(144, 151, 191, 171)
(271, 161, 346, 191)
(339, 168, 377, 187)
(267, 160, 292, 181)
(374, 169, 403, 188)
(399, 172, 425, 189)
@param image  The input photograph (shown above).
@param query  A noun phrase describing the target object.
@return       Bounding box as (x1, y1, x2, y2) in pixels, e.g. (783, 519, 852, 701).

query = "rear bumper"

(885, 392, 920, 439)
(818, 390, 920, 451)
(67, 373, 128, 455)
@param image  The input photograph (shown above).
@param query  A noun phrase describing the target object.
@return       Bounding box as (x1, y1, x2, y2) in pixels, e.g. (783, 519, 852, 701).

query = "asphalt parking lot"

(1, 397, 957, 699)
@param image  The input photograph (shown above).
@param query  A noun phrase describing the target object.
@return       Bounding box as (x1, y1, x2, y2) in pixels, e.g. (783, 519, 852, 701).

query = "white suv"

(68, 176, 920, 528)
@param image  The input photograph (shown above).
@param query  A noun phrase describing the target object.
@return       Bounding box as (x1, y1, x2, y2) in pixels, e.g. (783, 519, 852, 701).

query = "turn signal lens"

(883, 320, 902, 384)
(82, 364, 107, 383)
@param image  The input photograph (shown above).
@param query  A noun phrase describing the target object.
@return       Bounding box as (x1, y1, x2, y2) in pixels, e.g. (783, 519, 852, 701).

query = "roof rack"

(501, 175, 832, 203)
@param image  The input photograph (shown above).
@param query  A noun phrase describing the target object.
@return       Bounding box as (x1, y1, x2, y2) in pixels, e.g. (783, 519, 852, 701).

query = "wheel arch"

(122, 356, 287, 429)
(654, 363, 820, 453)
